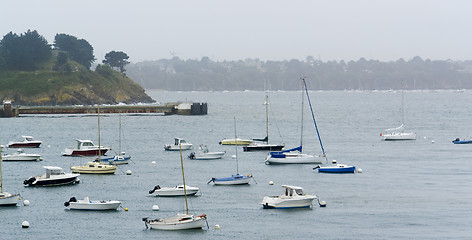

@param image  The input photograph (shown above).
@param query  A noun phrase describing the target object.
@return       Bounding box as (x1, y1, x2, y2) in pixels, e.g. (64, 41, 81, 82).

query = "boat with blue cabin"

(452, 138, 472, 144)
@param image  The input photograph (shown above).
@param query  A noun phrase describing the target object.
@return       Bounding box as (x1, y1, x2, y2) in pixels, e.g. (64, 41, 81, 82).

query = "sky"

(2, 0, 471, 63)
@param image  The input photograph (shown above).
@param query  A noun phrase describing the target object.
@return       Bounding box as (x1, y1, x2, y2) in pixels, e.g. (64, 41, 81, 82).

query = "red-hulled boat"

(8, 136, 42, 148)
(62, 139, 109, 156)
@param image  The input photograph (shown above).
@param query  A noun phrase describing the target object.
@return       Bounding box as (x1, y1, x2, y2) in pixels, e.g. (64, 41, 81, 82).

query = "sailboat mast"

(300, 82, 304, 152)
(302, 77, 326, 158)
(98, 104, 101, 162)
(119, 114, 122, 154)
(179, 143, 189, 215)
(234, 117, 239, 174)
(0, 139, 3, 193)
(265, 94, 269, 143)
(402, 85, 405, 127)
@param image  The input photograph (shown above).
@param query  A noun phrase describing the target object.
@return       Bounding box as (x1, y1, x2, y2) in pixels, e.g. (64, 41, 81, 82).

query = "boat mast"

(300, 81, 304, 152)
(265, 94, 269, 143)
(302, 77, 326, 159)
(234, 117, 239, 174)
(0, 138, 3, 193)
(119, 114, 122, 154)
(98, 104, 101, 162)
(179, 143, 189, 215)
(401, 80, 405, 128)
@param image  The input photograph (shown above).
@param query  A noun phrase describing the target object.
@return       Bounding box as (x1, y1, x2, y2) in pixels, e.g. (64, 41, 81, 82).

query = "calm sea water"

(1, 90, 471, 239)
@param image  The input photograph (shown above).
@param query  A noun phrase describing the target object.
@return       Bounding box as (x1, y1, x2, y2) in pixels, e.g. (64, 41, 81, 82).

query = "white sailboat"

(381, 85, 416, 140)
(101, 114, 131, 165)
(0, 145, 20, 206)
(143, 144, 207, 230)
(70, 104, 117, 174)
(265, 78, 323, 164)
(208, 117, 253, 185)
(244, 94, 284, 152)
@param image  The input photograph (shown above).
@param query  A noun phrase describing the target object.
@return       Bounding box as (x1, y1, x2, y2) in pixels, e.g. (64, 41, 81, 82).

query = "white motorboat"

(188, 145, 225, 160)
(0, 152, 20, 206)
(143, 139, 207, 230)
(164, 138, 192, 151)
(261, 185, 317, 209)
(62, 139, 110, 156)
(2, 149, 43, 161)
(148, 185, 199, 196)
(23, 166, 80, 187)
(64, 197, 121, 210)
(8, 136, 42, 148)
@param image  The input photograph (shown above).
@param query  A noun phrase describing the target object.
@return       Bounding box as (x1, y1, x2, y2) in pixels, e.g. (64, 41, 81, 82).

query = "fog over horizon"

(2, 0, 471, 63)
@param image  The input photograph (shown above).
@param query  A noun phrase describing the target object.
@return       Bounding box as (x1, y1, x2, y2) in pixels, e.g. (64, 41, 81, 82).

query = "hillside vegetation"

(0, 62, 154, 106)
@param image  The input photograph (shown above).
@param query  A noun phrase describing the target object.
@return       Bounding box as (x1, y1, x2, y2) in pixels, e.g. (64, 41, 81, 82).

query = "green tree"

(54, 33, 95, 69)
(0, 30, 51, 70)
(102, 51, 130, 73)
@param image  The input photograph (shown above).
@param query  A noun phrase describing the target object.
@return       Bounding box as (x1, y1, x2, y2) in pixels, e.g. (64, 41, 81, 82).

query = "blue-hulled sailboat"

(208, 117, 253, 185)
(101, 114, 131, 165)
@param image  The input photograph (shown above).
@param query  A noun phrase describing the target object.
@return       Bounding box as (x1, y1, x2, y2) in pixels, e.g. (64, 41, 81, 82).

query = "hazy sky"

(2, 0, 471, 63)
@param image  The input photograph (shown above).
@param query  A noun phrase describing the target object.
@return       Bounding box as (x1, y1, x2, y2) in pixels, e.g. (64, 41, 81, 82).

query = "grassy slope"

(0, 60, 154, 105)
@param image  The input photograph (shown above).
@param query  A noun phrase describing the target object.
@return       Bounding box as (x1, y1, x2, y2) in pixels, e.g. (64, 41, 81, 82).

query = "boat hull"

(265, 153, 322, 164)
(164, 144, 192, 151)
(2, 154, 42, 161)
(243, 144, 284, 152)
(317, 166, 356, 173)
(189, 152, 225, 160)
(25, 175, 80, 187)
(146, 214, 207, 230)
(8, 142, 41, 148)
(261, 196, 316, 209)
(212, 175, 252, 185)
(70, 166, 116, 174)
(62, 148, 109, 156)
(381, 132, 416, 141)
(219, 138, 253, 145)
(151, 187, 199, 197)
(101, 155, 131, 165)
(69, 201, 121, 210)
(452, 140, 472, 144)
(0, 193, 19, 206)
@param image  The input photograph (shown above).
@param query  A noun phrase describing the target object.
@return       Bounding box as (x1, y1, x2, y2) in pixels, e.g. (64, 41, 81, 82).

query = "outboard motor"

(64, 197, 77, 207)
(23, 177, 36, 186)
(188, 152, 195, 159)
(149, 185, 161, 194)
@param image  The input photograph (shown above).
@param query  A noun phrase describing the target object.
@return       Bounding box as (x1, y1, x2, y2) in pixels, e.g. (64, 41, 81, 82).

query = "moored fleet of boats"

(8, 77, 451, 233)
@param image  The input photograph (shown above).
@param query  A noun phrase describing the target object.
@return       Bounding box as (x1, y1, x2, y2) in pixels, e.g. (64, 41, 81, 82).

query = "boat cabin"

(44, 166, 65, 178)
(22, 136, 35, 142)
(174, 138, 186, 145)
(76, 140, 95, 149)
(282, 185, 305, 197)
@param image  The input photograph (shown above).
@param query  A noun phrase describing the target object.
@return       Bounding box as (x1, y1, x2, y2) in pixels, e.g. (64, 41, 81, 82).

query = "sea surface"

(1, 90, 471, 239)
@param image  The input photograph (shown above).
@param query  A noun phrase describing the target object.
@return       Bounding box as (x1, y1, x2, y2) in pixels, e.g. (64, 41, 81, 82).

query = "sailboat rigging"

(208, 117, 253, 185)
(381, 82, 416, 141)
(70, 104, 117, 174)
(102, 114, 131, 165)
(244, 94, 284, 151)
(265, 78, 323, 164)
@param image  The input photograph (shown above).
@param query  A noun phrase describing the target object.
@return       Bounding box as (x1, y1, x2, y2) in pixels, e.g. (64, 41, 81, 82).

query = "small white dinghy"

(261, 185, 317, 209)
(148, 185, 199, 197)
(188, 145, 225, 160)
(64, 197, 121, 210)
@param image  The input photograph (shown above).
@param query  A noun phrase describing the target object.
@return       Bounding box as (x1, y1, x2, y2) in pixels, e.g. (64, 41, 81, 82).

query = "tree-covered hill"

(126, 57, 472, 91)
(0, 30, 153, 105)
